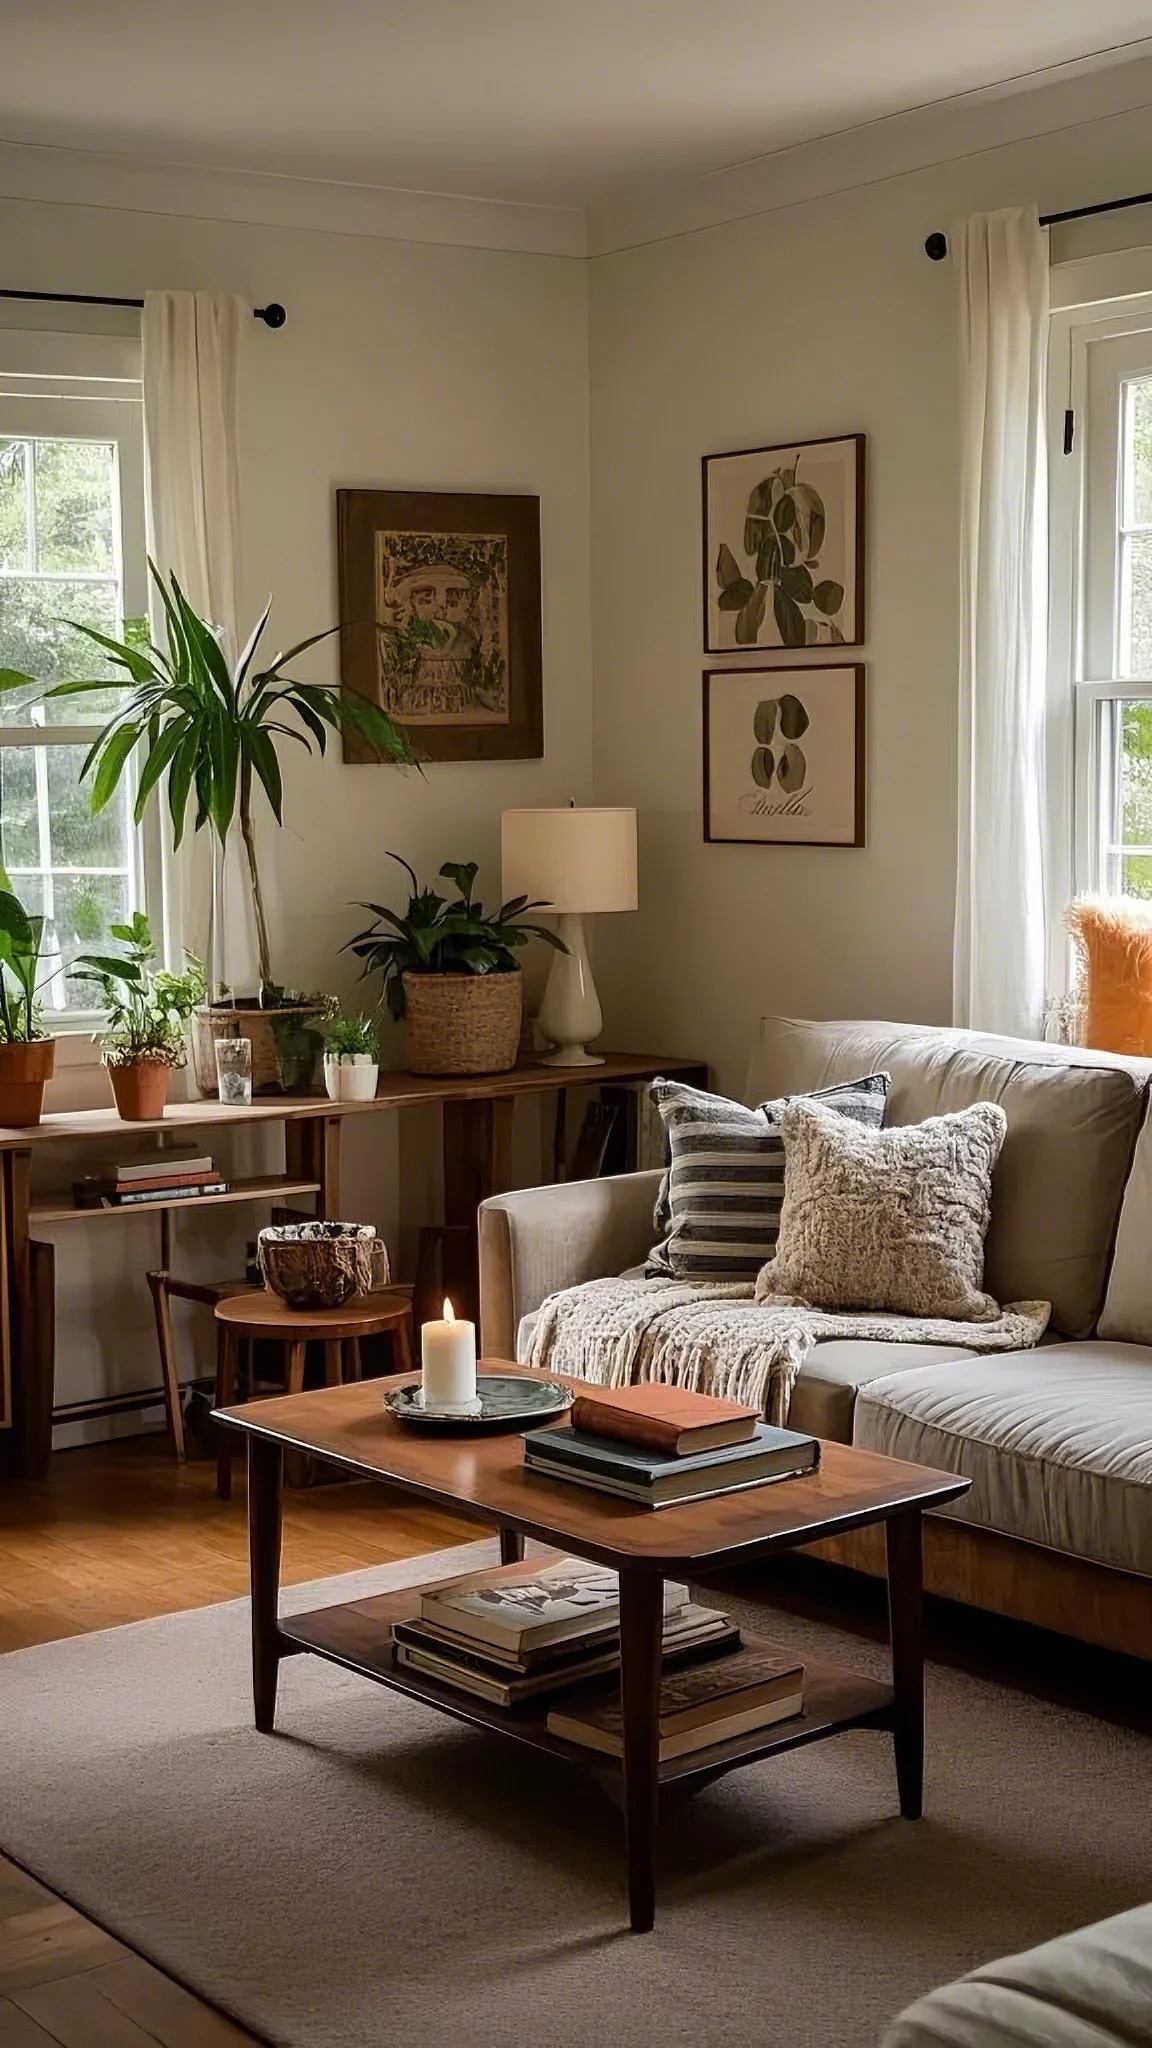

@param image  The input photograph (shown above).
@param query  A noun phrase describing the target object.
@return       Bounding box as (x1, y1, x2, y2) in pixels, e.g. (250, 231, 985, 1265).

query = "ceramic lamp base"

(538, 912, 604, 1066)
(539, 1045, 606, 1067)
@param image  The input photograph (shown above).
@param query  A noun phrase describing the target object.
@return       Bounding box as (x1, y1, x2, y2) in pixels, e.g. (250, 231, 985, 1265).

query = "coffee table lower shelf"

(283, 1583, 897, 1792)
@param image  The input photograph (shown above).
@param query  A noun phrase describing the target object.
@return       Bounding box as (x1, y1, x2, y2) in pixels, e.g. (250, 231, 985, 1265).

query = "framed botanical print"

(702, 434, 865, 653)
(337, 489, 543, 762)
(703, 665, 866, 846)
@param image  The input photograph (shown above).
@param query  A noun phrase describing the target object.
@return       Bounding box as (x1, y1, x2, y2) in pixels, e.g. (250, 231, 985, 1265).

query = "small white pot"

(323, 1053, 379, 1103)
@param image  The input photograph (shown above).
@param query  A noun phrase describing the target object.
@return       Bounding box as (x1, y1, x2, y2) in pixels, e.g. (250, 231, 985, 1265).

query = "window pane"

(0, 440, 28, 571)
(1120, 533, 1152, 680)
(0, 575, 124, 723)
(1, 743, 135, 1015)
(0, 747, 38, 869)
(1125, 377, 1152, 528)
(32, 439, 116, 574)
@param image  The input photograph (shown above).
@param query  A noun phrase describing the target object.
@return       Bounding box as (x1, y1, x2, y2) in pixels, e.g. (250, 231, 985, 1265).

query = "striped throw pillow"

(646, 1073, 890, 1281)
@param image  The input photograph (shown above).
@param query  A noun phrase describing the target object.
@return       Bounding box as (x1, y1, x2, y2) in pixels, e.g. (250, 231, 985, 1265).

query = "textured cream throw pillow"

(757, 1097, 1008, 1322)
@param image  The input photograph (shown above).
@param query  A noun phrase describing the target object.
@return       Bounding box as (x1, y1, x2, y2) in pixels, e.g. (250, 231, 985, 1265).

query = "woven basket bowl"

(191, 1003, 325, 1097)
(402, 970, 523, 1076)
(257, 1222, 390, 1310)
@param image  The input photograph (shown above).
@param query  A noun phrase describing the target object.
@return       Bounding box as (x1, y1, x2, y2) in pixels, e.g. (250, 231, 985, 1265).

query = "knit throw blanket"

(526, 1276, 1051, 1425)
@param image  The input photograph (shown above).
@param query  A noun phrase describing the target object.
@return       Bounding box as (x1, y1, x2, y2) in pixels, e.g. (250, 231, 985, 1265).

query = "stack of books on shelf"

(74, 1148, 226, 1209)
(546, 1644, 806, 1761)
(521, 1383, 820, 1508)
(391, 1557, 741, 1711)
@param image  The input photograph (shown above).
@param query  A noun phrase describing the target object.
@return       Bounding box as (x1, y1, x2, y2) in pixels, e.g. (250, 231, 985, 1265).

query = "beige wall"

(0, 192, 592, 1424)
(588, 103, 1152, 1096)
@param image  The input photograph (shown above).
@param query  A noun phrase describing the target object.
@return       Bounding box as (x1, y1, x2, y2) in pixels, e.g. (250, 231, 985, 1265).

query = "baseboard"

(804, 1516, 1152, 1660)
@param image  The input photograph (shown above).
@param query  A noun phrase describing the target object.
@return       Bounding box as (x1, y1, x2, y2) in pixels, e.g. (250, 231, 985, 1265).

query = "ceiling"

(3, 0, 1152, 216)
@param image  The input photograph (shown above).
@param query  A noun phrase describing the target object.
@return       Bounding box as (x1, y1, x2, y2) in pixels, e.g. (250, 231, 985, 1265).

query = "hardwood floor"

(0, 1430, 481, 2043)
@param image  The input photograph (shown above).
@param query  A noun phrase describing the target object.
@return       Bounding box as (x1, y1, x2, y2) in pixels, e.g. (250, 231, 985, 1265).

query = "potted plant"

(0, 880, 56, 1126)
(346, 856, 564, 1076)
(70, 913, 206, 1120)
(0, 564, 416, 1096)
(322, 1011, 380, 1102)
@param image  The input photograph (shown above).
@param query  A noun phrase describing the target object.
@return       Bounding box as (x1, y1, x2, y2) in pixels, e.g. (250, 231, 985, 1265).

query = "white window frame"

(0, 333, 162, 1031)
(1047, 276, 1152, 972)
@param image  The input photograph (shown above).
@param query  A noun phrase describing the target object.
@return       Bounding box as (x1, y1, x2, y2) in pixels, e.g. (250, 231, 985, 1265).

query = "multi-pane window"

(1049, 302, 1152, 910)
(0, 360, 150, 1020)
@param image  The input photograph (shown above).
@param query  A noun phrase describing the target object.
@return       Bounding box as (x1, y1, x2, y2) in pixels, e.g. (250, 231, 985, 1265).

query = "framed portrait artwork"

(337, 489, 543, 762)
(703, 665, 866, 847)
(702, 434, 865, 653)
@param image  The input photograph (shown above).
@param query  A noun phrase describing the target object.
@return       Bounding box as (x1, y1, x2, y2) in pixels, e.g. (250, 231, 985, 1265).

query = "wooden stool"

(147, 1270, 262, 1462)
(212, 1290, 416, 1499)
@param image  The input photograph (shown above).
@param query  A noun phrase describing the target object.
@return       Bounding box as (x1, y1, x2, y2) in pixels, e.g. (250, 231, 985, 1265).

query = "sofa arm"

(478, 1170, 663, 1360)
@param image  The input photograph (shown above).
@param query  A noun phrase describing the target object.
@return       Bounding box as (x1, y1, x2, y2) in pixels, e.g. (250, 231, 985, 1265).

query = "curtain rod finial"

(925, 232, 948, 262)
(255, 303, 286, 329)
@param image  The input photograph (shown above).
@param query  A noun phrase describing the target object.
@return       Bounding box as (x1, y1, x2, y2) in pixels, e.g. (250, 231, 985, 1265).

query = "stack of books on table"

(521, 1383, 820, 1508)
(546, 1644, 806, 1761)
(74, 1149, 226, 1208)
(391, 1557, 741, 1711)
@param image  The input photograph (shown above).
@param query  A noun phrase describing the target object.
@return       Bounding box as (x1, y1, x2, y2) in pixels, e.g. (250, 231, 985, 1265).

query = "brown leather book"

(569, 1383, 760, 1457)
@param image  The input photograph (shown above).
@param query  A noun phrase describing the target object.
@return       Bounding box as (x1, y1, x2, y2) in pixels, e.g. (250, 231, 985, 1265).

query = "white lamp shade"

(501, 807, 638, 915)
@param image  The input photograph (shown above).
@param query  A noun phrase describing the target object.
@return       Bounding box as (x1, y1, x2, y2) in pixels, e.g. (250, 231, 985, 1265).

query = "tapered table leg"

(499, 1527, 525, 1565)
(886, 1507, 924, 1819)
(619, 1571, 663, 1931)
(249, 1436, 285, 1734)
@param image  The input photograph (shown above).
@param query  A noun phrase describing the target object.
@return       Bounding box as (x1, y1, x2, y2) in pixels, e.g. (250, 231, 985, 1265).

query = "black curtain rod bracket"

(0, 288, 285, 326)
(924, 187, 1152, 261)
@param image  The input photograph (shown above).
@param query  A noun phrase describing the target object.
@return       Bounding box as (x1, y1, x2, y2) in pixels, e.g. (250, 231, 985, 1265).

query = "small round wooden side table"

(212, 1290, 415, 1499)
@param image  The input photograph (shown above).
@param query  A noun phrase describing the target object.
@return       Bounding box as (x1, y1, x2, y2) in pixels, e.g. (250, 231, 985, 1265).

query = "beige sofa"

(478, 1018, 1152, 1657)
(881, 1903, 1152, 2046)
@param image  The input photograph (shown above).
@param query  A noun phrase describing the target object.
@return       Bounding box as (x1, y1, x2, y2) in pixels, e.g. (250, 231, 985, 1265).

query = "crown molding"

(586, 44, 1152, 256)
(0, 138, 588, 260)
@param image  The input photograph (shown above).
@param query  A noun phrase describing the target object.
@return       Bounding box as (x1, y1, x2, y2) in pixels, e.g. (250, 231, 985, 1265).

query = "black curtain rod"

(0, 287, 286, 326)
(925, 188, 1152, 261)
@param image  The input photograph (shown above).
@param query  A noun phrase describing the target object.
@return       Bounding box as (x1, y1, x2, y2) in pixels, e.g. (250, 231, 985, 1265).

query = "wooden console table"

(0, 1052, 705, 1478)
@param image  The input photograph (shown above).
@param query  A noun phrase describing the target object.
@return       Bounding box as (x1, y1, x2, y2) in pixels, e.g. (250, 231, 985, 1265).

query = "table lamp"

(501, 806, 638, 1066)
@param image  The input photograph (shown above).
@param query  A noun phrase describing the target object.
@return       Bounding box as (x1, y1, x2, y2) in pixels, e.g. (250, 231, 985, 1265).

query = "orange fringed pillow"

(1066, 896, 1152, 1056)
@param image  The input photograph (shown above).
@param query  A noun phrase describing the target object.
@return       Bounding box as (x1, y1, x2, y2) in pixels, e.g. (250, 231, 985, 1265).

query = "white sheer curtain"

(142, 291, 257, 989)
(953, 208, 1050, 1039)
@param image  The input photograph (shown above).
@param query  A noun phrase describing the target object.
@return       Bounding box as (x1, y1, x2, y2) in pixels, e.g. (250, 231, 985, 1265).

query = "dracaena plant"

(0, 563, 418, 1001)
(346, 854, 566, 1020)
(70, 911, 206, 1067)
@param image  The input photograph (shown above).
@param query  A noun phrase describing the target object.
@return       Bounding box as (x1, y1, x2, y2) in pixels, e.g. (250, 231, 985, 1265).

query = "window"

(0, 346, 153, 1022)
(1049, 298, 1152, 914)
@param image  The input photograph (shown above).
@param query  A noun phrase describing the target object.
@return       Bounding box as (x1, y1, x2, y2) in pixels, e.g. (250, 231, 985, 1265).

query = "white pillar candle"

(421, 1298, 478, 1410)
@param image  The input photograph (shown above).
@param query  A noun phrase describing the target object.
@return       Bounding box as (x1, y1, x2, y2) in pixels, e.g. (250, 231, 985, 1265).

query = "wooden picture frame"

(702, 434, 865, 654)
(337, 489, 543, 763)
(703, 665, 866, 847)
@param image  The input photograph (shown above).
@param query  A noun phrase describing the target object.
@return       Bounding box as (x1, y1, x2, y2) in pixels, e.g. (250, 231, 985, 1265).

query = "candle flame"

(443, 1298, 455, 1323)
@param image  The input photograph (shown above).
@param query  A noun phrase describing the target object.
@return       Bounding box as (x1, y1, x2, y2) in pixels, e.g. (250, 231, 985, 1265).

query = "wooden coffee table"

(216, 1371, 969, 1931)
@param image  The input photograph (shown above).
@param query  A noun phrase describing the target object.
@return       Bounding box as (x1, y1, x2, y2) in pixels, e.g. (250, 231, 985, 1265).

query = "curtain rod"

(924, 188, 1152, 261)
(0, 288, 286, 326)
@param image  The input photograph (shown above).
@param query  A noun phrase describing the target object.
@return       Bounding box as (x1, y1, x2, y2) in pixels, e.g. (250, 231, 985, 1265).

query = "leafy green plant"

(0, 879, 49, 1043)
(324, 1011, 380, 1059)
(346, 854, 566, 1020)
(70, 912, 206, 1067)
(716, 455, 846, 649)
(0, 563, 418, 1000)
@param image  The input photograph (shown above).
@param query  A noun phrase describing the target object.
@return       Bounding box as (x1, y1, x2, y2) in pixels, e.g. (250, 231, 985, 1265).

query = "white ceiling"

(4, 0, 1152, 215)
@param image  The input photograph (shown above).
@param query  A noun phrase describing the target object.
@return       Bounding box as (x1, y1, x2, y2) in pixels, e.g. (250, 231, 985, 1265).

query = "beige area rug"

(1, 1537, 1149, 2048)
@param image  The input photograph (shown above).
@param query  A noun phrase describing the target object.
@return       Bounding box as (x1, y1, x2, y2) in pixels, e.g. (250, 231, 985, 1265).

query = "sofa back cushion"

(1099, 1094, 1152, 1342)
(747, 1017, 1151, 1338)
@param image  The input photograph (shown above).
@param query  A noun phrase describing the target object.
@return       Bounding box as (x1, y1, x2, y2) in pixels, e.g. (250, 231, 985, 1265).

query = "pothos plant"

(346, 855, 566, 1020)
(716, 454, 846, 649)
(70, 912, 206, 1067)
(0, 563, 418, 1002)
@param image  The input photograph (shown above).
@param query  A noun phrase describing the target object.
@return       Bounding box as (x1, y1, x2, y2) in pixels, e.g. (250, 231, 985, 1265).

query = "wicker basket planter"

(402, 970, 523, 1076)
(257, 1221, 390, 1309)
(191, 1003, 326, 1098)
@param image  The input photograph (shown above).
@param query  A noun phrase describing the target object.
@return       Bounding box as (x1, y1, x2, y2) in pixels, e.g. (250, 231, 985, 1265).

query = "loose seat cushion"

(1100, 1094, 1152, 1344)
(746, 1017, 1151, 1338)
(854, 1345, 1152, 1575)
(881, 1902, 1152, 2048)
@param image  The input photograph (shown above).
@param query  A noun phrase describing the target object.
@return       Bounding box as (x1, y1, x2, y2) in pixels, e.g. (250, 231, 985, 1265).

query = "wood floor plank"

(86, 1959, 253, 2046)
(0, 1875, 55, 1929)
(0, 1905, 126, 1994)
(0, 1998, 62, 2046)
(12, 1977, 162, 2047)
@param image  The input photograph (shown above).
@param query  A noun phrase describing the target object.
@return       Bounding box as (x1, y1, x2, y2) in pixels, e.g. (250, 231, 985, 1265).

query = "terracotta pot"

(0, 1038, 55, 1127)
(402, 971, 523, 1076)
(108, 1060, 172, 1122)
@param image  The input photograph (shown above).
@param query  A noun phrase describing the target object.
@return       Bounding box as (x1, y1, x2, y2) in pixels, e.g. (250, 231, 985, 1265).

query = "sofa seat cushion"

(854, 1346, 1152, 1575)
(790, 1340, 976, 1441)
(881, 1903, 1152, 2048)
